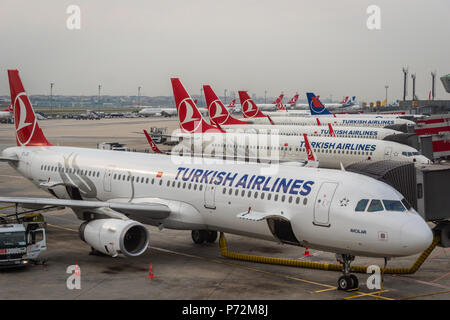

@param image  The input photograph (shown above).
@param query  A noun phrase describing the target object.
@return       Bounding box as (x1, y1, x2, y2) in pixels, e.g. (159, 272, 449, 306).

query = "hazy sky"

(0, 0, 449, 102)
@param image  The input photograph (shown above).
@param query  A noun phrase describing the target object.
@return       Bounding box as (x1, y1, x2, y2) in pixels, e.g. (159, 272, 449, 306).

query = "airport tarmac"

(0, 118, 449, 300)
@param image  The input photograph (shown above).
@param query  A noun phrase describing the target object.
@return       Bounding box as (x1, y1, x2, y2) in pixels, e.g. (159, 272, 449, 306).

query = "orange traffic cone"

(304, 248, 310, 256)
(147, 264, 154, 279)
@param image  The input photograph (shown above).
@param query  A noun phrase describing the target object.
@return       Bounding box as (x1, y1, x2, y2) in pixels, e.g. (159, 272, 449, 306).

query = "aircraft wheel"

(350, 274, 359, 289)
(206, 231, 218, 243)
(191, 230, 206, 244)
(337, 275, 353, 291)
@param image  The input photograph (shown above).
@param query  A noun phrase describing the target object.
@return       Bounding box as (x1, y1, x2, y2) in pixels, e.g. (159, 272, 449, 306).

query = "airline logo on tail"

(272, 94, 284, 105)
(171, 78, 222, 133)
(208, 100, 229, 124)
(238, 91, 267, 119)
(277, 102, 287, 111)
(287, 94, 299, 105)
(227, 99, 236, 108)
(8, 69, 51, 147)
(307, 92, 332, 115)
(204, 85, 248, 126)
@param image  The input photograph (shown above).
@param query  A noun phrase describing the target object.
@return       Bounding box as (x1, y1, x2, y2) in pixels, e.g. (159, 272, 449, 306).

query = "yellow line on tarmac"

(344, 290, 394, 300)
(0, 205, 15, 210)
(397, 289, 450, 300)
(46, 223, 335, 290)
(315, 287, 337, 293)
(47, 223, 79, 232)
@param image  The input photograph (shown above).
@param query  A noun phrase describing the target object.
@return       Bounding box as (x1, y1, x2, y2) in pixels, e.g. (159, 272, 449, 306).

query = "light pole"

(431, 71, 436, 100)
(224, 89, 227, 104)
(385, 85, 389, 106)
(50, 83, 54, 118)
(402, 67, 408, 101)
(200, 88, 203, 107)
(138, 86, 141, 107)
(264, 90, 267, 104)
(98, 85, 102, 107)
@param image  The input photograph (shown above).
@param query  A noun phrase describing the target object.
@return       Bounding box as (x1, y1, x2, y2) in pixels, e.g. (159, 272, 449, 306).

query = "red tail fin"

(203, 85, 248, 126)
(303, 134, 315, 161)
(272, 93, 284, 104)
(287, 94, 299, 105)
(8, 70, 51, 147)
(171, 78, 223, 133)
(238, 91, 268, 119)
(227, 99, 236, 108)
(143, 130, 163, 154)
(328, 123, 336, 137)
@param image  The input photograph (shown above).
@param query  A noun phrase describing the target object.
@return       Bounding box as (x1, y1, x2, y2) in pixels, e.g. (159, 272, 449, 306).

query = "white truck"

(0, 214, 46, 268)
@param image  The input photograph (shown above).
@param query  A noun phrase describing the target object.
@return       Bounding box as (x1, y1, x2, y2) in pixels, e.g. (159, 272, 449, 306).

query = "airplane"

(170, 79, 429, 168)
(139, 106, 178, 117)
(203, 86, 402, 140)
(238, 92, 416, 128)
(0, 70, 433, 291)
(0, 104, 13, 119)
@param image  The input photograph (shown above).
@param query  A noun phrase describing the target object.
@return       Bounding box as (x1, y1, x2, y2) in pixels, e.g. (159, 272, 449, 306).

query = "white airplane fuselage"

(171, 132, 429, 169)
(242, 116, 415, 128)
(221, 124, 402, 140)
(2, 145, 432, 258)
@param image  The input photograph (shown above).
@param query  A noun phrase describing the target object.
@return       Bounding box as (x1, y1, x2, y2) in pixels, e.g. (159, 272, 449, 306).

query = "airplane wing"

(0, 156, 19, 162)
(0, 197, 171, 219)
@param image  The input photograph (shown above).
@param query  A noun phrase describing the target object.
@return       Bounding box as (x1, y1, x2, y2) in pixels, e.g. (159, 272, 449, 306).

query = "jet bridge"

(345, 160, 450, 221)
(383, 133, 419, 150)
(346, 160, 450, 247)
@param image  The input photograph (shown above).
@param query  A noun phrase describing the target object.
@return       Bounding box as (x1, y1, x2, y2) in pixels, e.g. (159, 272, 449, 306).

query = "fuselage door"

(103, 168, 113, 192)
(313, 182, 338, 227)
(204, 185, 216, 209)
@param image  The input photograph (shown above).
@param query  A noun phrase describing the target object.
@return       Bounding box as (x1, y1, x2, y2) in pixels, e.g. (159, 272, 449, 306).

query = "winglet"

(143, 130, 163, 154)
(328, 123, 336, 137)
(303, 134, 316, 161)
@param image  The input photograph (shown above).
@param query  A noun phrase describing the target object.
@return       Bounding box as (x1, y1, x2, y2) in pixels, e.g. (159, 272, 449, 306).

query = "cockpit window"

(367, 199, 384, 212)
(402, 151, 421, 157)
(382, 200, 406, 212)
(355, 199, 369, 212)
(401, 198, 412, 210)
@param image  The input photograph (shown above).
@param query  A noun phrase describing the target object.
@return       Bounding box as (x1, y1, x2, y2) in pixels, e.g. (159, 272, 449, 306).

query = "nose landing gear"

(336, 254, 359, 291)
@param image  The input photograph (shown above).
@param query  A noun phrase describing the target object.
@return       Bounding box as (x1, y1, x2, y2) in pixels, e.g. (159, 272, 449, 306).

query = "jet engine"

(79, 219, 150, 257)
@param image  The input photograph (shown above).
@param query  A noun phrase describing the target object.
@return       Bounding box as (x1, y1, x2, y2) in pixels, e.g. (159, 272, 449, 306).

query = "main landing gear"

(191, 230, 218, 244)
(336, 254, 359, 291)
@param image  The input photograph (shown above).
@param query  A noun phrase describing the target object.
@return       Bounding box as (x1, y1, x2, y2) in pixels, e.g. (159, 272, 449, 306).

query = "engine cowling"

(79, 219, 149, 257)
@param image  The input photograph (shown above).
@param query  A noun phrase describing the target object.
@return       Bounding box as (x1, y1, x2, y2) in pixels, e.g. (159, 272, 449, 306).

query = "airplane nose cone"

(401, 218, 433, 254)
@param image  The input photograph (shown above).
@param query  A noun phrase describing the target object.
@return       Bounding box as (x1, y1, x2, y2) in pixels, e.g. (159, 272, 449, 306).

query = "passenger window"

(223, 188, 226, 194)
(367, 199, 384, 212)
(355, 199, 369, 212)
(303, 198, 307, 205)
(199, 185, 203, 191)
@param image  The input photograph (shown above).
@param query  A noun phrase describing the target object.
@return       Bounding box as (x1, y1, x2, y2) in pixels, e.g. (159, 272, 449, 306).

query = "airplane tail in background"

(203, 85, 248, 126)
(226, 99, 236, 108)
(2, 105, 13, 112)
(307, 92, 332, 116)
(287, 94, 299, 106)
(339, 96, 349, 104)
(276, 102, 287, 111)
(271, 93, 284, 104)
(171, 78, 223, 134)
(238, 91, 269, 119)
(8, 69, 51, 147)
(143, 130, 164, 154)
(328, 123, 336, 137)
